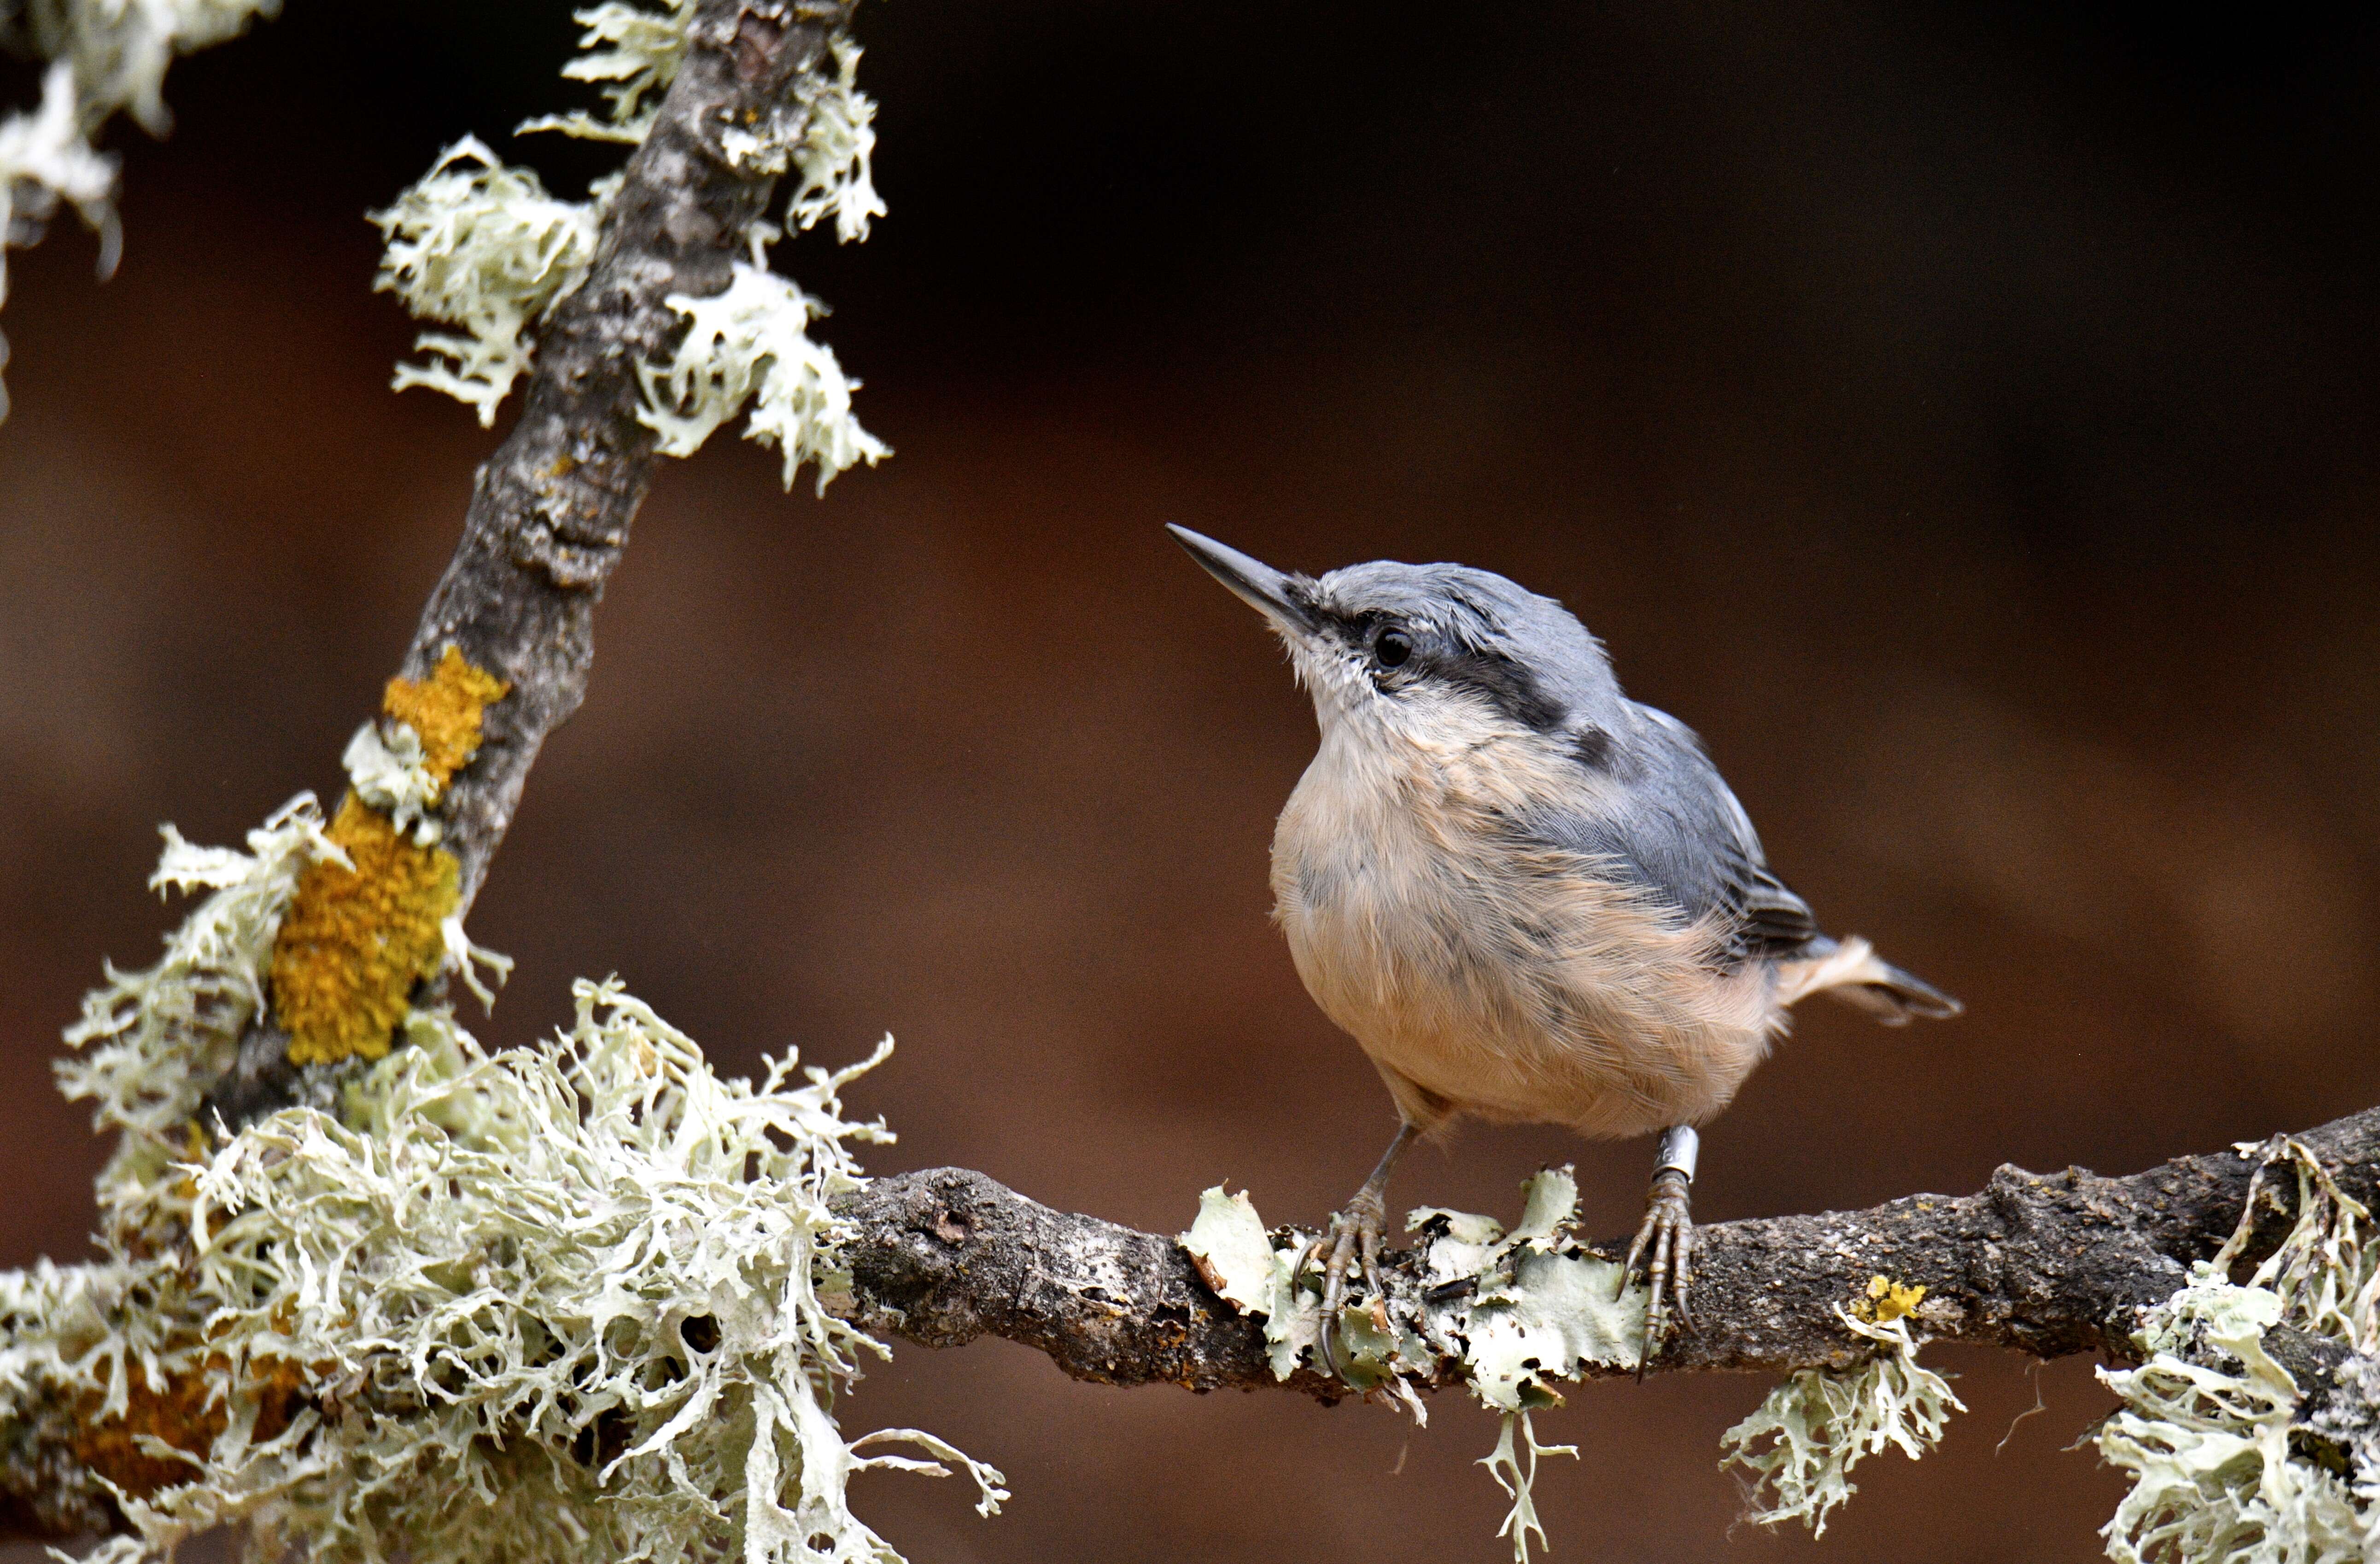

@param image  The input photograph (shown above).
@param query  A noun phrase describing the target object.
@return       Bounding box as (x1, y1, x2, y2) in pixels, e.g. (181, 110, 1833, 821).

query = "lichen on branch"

(369, 140, 608, 427)
(640, 249, 887, 493)
(1718, 1306, 1965, 1536)
(2097, 1138, 2380, 1563)
(269, 646, 509, 1067)
(58, 794, 344, 1227)
(375, 0, 887, 490)
(1183, 1171, 1962, 1560)
(23, 795, 1000, 1564)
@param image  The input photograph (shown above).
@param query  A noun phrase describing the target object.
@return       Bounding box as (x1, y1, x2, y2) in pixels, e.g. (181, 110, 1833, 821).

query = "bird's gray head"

(1166, 525, 1624, 751)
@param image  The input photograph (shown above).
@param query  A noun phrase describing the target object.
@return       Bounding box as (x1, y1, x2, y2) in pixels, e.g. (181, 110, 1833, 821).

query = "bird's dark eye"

(1374, 628, 1413, 668)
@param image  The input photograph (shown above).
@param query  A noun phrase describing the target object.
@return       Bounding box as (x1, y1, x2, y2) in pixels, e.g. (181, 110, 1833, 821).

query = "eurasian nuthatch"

(1167, 525, 1960, 1368)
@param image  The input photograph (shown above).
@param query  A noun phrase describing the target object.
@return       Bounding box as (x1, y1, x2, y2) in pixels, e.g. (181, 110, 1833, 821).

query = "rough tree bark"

(836, 1107, 2380, 1400)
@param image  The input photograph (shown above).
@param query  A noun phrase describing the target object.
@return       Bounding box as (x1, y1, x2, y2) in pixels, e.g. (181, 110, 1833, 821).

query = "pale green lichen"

(28, 804, 1004, 1564)
(58, 794, 347, 1225)
(1422, 1168, 1643, 1409)
(1181, 1189, 1289, 1313)
(639, 242, 888, 494)
(342, 720, 442, 846)
(1717, 1307, 1965, 1536)
(1181, 1167, 1643, 1562)
(1479, 1409, 1577, 1564)
(1181, 1185, 1318, 1380)
(520, 0, 883, 247)
(21, 0, 281, 137)
(368, 136, 606, 426)
(385, 0, 886, 482)
(1189, 1167, 1968, 1552)
(439, 912, 516, 1010)
(2097, 1138, 2380, 1564)
(733, 35, 885, 246)
(0, 63, 117, 315)
(1182, 1167, 1646, 1402)
(517, 0, 695, 146)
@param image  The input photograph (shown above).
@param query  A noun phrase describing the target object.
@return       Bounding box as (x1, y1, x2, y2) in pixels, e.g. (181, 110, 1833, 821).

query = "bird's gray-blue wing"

(1521, 704, 1820, 965)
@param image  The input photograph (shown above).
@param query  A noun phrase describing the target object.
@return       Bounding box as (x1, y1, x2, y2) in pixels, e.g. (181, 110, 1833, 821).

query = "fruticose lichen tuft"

(516, 0, 695, 146)
(381, 0, 886, 486)
(640, 243, 888, 494)
(2097, 1137, 2380, 1564)
(0, 63, 117, 316)
(754, 36, 885, 245)
(369, 137, 606, 426)
(28, 801, 1003, 1564)
(58, 794, 346, 1226)
(1717, 1306, 1965, 1537)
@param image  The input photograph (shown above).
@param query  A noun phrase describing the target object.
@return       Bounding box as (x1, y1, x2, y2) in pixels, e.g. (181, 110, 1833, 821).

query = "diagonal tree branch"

(203, 0, 861, 1128)
(401, 0, 859, 922)
(834, 1104, 2380, 1398)
(0, 7, 874, 1543)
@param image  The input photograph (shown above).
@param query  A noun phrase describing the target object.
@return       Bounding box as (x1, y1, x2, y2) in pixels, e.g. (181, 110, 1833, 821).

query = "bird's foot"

(1620, 1167, 1695, 1370)
(1296, 1189, 1387, 1380)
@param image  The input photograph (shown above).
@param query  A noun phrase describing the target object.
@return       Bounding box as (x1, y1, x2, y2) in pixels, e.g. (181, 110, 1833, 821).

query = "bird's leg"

(1298, 1120, 1422, 1379)
(1620, 1125, 1699, 1366)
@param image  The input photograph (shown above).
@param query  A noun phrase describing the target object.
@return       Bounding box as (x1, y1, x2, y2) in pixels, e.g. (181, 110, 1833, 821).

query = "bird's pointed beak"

(1165, 525, 1319, 635)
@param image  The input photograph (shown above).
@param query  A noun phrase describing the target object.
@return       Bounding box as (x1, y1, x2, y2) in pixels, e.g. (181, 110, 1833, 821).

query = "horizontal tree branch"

(5, 1107, 2367, 1546)
(835, 1103, 2380, 1398)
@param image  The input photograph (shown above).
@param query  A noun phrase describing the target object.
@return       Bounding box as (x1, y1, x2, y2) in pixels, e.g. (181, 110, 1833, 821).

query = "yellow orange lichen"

(1855, 1273, 1928, 1325)
(268, 645, 509, 1066)
(76, 1355, 308, 1500)
(272, 797, 458, 1065)
(382, 643, 510, 786)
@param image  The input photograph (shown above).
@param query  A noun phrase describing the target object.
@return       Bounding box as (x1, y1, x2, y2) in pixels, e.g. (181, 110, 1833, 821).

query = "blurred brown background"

(3, 2, 2378, 1559)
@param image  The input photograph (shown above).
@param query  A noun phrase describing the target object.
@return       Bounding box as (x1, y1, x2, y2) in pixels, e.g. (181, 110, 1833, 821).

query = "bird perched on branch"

(1167, 525, 1960, 1370)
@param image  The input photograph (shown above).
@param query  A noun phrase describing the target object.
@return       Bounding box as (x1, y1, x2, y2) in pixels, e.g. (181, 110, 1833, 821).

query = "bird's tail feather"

(1777, 935, 1962, 1026)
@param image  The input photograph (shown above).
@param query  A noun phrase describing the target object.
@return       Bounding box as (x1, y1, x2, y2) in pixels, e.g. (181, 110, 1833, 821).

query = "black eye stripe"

(1436, 647, 1567, 732)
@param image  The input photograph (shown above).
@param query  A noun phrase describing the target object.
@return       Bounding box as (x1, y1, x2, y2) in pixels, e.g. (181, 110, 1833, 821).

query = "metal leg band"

(1653, 1124, 1699, 1183)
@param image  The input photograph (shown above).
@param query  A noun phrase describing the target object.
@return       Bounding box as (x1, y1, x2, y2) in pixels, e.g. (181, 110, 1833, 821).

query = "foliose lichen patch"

(1181, 1169, 1639, 1562)
(1183, 1173, 1976, 1561)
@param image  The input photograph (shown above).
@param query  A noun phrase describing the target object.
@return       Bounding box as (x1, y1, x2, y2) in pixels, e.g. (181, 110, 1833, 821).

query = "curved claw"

(1619, 1168, 1695, 1371)
(1300, 1194, 1386, 1381)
